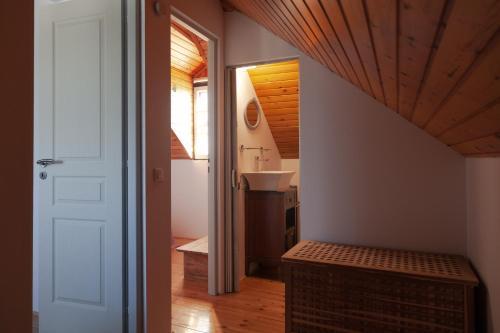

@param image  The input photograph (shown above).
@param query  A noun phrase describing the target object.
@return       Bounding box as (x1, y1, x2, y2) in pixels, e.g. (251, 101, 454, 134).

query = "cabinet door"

(247, 191, 285, 263)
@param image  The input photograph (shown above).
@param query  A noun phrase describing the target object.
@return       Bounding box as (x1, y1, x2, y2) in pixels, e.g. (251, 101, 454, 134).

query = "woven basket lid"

(282, 240, 478, 285)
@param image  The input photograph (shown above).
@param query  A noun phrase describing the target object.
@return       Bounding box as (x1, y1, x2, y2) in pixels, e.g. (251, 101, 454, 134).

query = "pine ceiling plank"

(292, 0, 361, 87)
(171, 48, 203, 67)
(438, 102, 500, 146)
(171, 35, 200, 57)
(246, 63, 298, 75)
(268, 120, 300, 127)
(248, 72, 299, 83)
(170, 41, 202, 62)
(257, 108, 299, 115)
(364, 0, 399, 111)
(264, 0, 331, 67)
(411, 0, 500, 127)
(253, 80, 298, 90)
(339, 0, 386, 105)
(426, 36, 500, 136)
(260, 101, 298, 109)
(247, 0, 298, 50)
(258, 95, 299, 103)
(255, 86, 299, 97)
(308, 0, 373, 95)
(171, 130, 191, 160)
(269, 0, 331, 68)
(264, 113, 300, 120)
(230, 0, 296, 54)
(398, 0, 446, 120)
(452, 134, 500, 155)
(277, 0, 345, 77)
(171, 55, 198, 73)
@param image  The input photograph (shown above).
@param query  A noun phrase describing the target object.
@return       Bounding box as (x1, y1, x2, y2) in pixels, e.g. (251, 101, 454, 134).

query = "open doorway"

(232, 59, 301, 281)
(169, 17, 211, 285)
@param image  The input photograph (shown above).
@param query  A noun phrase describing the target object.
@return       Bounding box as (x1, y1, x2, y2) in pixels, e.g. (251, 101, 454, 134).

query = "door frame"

(225, 57, 300, 289)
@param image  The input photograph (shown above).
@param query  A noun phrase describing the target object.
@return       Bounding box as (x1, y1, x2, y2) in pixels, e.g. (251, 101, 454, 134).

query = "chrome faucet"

(240, 145, 271, 171)
(255, 147, 269, 171)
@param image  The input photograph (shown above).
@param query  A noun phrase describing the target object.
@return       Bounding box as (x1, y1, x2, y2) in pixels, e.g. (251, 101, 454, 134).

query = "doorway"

(229, 59, 301, 283)
(169, 16, 211, 283)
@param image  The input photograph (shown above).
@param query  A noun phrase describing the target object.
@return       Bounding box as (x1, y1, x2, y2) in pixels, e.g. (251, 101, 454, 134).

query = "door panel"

(37, 0, 123, 332)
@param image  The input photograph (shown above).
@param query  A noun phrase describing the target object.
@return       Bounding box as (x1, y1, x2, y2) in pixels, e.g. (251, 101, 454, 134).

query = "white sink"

(241, 171, 295, 191)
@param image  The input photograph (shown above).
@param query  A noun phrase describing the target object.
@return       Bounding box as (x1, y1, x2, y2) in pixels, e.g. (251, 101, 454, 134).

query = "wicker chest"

(282, 240, 479, 333)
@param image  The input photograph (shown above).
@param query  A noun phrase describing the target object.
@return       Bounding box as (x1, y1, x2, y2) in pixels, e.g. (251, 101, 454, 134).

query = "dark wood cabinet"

(245, 187, 298, 276)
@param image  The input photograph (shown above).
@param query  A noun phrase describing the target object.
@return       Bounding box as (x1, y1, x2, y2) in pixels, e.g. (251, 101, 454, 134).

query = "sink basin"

(241, 171, 295, 191)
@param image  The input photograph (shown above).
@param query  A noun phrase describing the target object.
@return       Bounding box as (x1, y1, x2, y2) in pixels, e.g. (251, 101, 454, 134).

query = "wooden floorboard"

(32, 238, 285, 333)
(172, 238, 285, 333)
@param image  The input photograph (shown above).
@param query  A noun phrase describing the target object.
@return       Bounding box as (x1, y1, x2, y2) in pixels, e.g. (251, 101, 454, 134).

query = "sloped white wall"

(225, 11, 466, 255)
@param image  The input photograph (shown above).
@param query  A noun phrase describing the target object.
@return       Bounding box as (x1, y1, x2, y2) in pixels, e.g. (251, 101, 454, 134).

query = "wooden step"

(176, 236, 208, 280)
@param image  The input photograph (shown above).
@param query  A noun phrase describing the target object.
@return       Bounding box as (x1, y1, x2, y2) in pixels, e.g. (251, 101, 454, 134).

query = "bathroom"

(235, 59, 300, 280)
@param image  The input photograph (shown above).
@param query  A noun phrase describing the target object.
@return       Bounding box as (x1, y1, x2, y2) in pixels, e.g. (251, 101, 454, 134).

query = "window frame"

(192, 82, 209, 160)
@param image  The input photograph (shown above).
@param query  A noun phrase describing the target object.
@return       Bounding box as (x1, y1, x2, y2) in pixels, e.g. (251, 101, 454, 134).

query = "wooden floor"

(172, 238, 285, 333)
(32, 238, 285, 333)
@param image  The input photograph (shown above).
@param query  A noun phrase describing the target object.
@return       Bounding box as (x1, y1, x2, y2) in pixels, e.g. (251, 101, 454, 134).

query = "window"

(171, 81, 208, 160)
(171, 83, 194, 158)
(193, 85, 208, 159)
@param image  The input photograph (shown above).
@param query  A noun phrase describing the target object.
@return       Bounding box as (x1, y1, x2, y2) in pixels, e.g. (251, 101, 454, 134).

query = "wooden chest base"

(282, 241, 478, 333)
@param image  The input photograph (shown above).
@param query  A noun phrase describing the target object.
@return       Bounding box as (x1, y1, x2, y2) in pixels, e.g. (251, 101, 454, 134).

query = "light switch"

(153, 168, 165, 182)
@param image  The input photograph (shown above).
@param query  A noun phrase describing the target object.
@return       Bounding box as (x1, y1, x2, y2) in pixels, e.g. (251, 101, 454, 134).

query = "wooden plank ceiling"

(225, 0, 500, 157)
(247, 60, 300, 159)
(171, 22, 207, 78)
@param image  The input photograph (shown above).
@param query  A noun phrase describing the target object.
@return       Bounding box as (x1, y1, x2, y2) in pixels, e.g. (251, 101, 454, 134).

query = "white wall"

(226, 12, 467, 254)
(466, 158, 500, 332)
(171, 160, 208, 239)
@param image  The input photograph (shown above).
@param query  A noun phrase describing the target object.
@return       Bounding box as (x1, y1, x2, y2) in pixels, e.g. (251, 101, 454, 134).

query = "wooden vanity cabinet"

(245, 187, 298, 275)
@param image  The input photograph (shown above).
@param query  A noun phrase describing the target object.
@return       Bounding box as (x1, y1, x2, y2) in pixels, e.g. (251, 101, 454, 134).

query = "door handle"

(36, 158, 63, 168)
(231, 169, 238, 189)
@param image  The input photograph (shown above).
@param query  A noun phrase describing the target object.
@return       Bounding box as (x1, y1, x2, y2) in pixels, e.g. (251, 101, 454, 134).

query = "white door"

(37, 0, 123, 332)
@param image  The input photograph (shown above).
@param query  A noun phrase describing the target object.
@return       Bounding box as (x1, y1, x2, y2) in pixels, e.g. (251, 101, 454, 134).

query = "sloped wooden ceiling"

(171, 23, 207, 77)
(171, 130, 191, 159)
(225, 0, 500, 157)
(247, 60, 300, 158)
